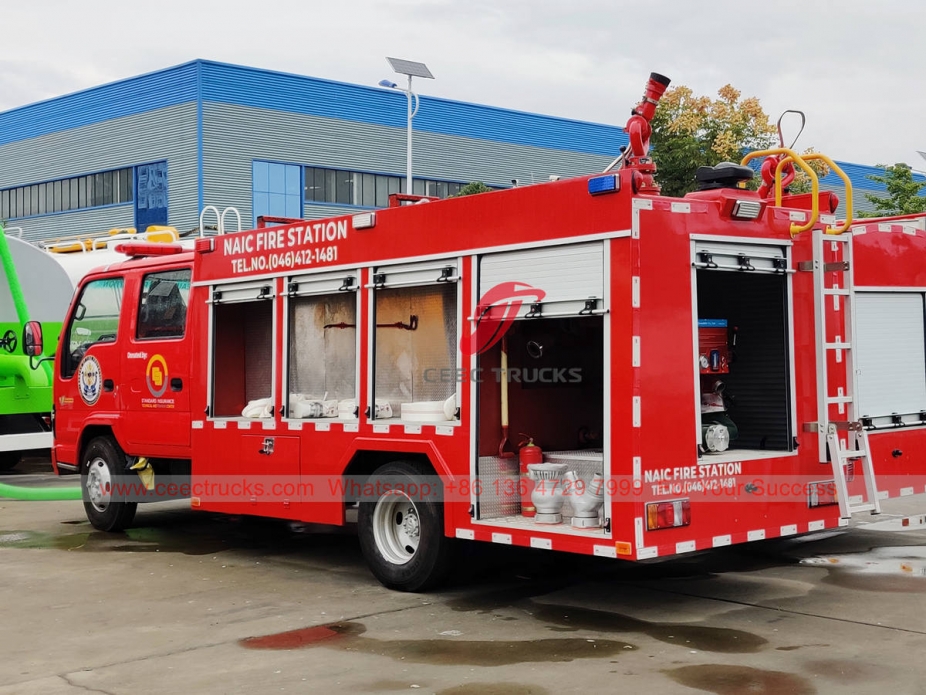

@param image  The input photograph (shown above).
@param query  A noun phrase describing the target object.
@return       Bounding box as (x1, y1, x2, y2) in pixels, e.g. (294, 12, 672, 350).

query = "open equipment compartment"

(476, 317, 605, 528)
(693, 241, 794, 459)
(473, 241, 609, 536)
(373, 285, 457, 420)
(211, 281, 275, 419)
(372, 261, 459, 423)
(286, 271, 359, 420)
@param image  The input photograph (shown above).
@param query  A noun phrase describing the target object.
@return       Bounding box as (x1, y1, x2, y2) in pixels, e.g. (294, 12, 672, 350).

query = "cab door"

(122, 266, 192, 454)
(55, 275, 127, 459)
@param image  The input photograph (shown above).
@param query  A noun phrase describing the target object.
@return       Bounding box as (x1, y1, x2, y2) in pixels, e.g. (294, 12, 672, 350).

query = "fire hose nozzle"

(633, 73, 672, 120)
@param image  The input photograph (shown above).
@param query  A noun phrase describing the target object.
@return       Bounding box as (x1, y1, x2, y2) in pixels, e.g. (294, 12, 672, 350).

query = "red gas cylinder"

(519, 436, 542, 517)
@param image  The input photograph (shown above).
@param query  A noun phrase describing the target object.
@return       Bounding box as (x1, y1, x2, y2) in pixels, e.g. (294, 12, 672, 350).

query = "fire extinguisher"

(519, 434, 542, 517)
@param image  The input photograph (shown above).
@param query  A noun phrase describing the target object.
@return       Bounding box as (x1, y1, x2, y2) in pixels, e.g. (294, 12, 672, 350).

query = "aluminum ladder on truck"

(810, 229, 881, 518)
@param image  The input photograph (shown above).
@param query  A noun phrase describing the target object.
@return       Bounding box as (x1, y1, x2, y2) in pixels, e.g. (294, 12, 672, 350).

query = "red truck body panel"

(53, 169, 926, 562)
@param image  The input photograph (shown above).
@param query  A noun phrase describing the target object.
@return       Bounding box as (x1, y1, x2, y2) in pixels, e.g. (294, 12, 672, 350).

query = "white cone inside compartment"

(528, 463, 568, 524)
(704, 424, 730, 452)
(565, 471, 605, 528)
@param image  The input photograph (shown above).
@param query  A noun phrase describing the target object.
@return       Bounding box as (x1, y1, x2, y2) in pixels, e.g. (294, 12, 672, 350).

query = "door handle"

(103, 379, 114, 392)
(170, 378, 183, 392)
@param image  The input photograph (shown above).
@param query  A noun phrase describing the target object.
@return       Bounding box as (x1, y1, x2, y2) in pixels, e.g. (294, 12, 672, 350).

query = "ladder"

(810, 229, 881, 518)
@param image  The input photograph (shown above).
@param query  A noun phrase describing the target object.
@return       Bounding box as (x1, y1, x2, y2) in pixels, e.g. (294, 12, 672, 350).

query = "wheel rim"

(372, 491, 421, 565)
(86, 458, 112, 512)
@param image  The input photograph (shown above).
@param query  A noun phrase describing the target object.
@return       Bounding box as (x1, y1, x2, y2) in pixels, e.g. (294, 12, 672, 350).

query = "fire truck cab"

(49, 74, 926, 592)
(50, 246, 194, 530)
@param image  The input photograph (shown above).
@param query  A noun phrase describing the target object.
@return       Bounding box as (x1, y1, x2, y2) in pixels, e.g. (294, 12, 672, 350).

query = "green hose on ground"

(0, 482, 82, 501)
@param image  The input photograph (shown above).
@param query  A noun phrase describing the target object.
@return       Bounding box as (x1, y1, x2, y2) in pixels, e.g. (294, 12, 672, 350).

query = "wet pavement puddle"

(0, 528, 230, 555)
(239, 621, 635, 665)
(447, 584, 765, 654)
(800, 546, 926, 592)
(529, 603, 766, 653)
(665, 664, 816, 695)
(0, 515, 340, 556)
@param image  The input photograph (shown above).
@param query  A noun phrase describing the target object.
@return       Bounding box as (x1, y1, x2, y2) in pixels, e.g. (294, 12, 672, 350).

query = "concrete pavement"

(1, 459, 925, 694)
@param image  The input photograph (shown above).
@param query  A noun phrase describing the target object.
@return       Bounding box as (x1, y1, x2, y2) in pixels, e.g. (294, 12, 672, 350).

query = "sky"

(2, 0, 925, 169)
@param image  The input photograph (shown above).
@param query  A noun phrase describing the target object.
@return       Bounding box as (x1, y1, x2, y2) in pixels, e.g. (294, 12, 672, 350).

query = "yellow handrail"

(43, 227, 137, 253)
(42, 226, 179, 253)
(784, 152, 853, 235)
(741, 147, 820, 236)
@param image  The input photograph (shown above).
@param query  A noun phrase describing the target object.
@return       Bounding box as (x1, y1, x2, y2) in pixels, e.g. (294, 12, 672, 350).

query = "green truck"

(0, 223, 191, 470)
(0, 224, 76, 470)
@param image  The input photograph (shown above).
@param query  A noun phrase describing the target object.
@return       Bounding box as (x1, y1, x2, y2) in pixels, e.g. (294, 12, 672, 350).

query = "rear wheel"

(82, 436, 137, 532)
(358, 460, 453, 592)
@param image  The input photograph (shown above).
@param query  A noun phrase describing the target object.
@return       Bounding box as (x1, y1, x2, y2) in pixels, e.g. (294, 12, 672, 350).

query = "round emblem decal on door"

(77, 355, 103, 406)
(146, 354, 169, 398)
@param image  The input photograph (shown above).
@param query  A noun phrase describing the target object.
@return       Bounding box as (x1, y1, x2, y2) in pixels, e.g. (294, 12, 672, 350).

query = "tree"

(649, 84, 777, 197)
(454, 181, 492, 197)
(857, 163, 926, 218)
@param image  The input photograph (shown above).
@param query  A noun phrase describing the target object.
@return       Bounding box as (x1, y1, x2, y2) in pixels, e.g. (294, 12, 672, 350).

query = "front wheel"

(358, 460, 453, 592)
(81, 436, 137, 532)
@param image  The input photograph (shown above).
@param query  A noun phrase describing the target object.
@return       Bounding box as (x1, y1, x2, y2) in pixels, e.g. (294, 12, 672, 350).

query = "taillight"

(646, 498, 691, 530)
(808, 481, 838, 508)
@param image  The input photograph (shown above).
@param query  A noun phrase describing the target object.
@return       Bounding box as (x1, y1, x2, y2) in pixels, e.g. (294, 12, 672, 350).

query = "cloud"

(0, 61, 95, 112)
(2, 0, 925, 167)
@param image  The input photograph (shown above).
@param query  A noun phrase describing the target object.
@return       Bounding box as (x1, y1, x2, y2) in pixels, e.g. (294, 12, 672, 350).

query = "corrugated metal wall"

(9, 206, 135, 245)
(199, 61, 627, 158)
(0, 103, 199, 242)
(202, 102, 614, 224)
(823, 182, 903, 219)
(0, 62, 199, 147)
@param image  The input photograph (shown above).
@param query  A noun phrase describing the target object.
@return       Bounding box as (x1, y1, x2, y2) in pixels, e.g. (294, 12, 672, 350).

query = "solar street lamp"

(379, 57, 434, 195)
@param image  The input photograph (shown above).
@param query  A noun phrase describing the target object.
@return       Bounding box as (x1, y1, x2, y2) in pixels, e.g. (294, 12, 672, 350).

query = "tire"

(0, 452, 21, 471)
(81, 436, 137, 532)
(358, 460, 454, 592)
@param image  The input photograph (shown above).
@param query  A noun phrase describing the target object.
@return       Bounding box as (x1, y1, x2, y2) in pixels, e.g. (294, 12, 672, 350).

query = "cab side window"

(136, 269, 191, 340)
(63, 278, 124, 378)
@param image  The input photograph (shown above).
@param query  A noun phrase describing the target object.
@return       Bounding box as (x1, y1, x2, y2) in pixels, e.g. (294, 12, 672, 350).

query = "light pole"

(379, 57, 434, 195)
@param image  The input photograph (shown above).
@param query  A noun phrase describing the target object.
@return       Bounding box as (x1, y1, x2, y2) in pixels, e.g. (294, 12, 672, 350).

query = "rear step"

(826, 423, 881, 518)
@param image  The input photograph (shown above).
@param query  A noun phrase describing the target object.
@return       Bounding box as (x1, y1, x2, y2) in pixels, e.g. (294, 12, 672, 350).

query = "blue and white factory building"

(0, 59, 906, 243)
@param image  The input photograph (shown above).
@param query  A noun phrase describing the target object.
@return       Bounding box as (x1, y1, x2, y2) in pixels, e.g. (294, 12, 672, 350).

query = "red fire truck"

(37, 73, 926, 591)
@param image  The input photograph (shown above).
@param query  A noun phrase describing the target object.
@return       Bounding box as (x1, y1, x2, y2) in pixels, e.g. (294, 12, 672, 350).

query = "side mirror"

(23, 321, 43, 357)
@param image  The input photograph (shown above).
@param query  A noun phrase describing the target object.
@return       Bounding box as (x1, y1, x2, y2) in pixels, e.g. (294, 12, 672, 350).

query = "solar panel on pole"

(386, 58, 434, 80)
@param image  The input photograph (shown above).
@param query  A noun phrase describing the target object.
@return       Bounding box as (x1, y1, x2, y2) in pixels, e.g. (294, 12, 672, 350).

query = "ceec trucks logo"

(460, 282, 546, 356)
